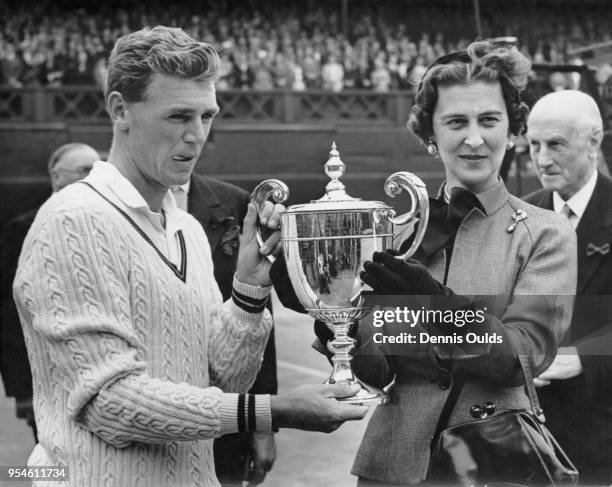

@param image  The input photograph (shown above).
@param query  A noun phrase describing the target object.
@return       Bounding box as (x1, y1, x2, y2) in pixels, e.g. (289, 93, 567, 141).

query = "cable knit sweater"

(13, 170, 273, 487)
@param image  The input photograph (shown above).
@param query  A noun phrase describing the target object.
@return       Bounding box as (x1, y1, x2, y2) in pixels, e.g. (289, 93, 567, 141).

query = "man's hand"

(236, 202, 284, 286)
(534, 347, 583, 387)
(270, 383, 369, 433)
(245, 432, 276, 486)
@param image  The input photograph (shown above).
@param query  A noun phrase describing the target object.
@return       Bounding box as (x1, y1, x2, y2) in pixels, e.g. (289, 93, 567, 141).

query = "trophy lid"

(285, 142, 393, 214)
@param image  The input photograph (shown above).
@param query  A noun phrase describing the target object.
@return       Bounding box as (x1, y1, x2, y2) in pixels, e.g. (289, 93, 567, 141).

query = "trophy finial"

(324, 141, 346, 193)
(316, 142, 358, 202)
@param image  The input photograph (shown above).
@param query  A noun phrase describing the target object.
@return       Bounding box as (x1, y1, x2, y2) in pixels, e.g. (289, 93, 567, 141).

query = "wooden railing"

(0, 87, 415, 125)
(2, 67, 611, 128)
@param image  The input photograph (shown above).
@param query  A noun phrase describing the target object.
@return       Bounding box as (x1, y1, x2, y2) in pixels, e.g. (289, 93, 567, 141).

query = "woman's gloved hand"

(360, 251, 447, 295)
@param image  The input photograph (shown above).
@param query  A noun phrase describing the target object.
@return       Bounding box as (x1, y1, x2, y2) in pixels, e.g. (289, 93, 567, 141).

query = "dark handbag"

(427, 355, 579, 486)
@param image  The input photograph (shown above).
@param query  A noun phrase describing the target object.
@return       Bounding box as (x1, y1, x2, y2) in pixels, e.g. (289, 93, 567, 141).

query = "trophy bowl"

(252, 143, 429, 405)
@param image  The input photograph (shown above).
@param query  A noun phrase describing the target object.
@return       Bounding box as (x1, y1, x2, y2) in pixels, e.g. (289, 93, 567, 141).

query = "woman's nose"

(463, 132, 484, 149)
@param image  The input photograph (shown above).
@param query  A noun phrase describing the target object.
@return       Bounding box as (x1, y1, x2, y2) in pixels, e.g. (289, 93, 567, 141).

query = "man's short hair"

(105, 26, 220, 107)
(48, 143, 96, 173)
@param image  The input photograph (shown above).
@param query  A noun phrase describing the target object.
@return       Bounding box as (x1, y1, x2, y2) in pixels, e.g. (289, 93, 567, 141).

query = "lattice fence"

(0, 89, 25, 121)
(0, 87, 413, 125)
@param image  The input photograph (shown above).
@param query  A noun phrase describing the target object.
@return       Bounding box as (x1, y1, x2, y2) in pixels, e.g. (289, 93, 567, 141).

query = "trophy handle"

(384, 171, 429, 261)
(250, 179, 290, 263)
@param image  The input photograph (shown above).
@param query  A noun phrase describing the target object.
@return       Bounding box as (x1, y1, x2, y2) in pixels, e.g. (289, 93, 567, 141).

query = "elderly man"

(524, 89, 612, 485)
(1, 142, 99, 441)
(13, 26, 367, 487)
(47, 143, 100, 193)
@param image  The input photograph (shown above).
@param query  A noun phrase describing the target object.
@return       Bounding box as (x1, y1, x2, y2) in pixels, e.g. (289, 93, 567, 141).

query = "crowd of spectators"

(2, 1, 612, 92)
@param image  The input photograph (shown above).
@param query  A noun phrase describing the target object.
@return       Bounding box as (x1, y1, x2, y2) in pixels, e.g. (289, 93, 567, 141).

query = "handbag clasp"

(469, 401, 496, 419)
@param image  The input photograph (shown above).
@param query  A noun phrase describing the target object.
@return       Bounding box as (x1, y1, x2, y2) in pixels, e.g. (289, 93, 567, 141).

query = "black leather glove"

(269, 253, 306, 313)
(360, 251, 446, 295)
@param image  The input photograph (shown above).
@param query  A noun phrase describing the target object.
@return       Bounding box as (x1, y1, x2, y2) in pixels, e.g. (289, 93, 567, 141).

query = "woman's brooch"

(507, 209, 527, 233)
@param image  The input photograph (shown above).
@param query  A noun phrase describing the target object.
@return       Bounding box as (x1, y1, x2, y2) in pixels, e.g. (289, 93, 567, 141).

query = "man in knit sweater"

(13, 26, 367, 486)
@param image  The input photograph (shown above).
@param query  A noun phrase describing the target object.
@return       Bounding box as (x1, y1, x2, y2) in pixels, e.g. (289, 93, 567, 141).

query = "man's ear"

(590, 127, 603, 148)
(49, 170, 60, 192)
(588, 127, 604, 160)
(107, 91, 129, 131)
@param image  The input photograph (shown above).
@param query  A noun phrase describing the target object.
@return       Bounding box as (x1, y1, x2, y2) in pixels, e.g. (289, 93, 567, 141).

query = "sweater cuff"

(231, 275, 271, 314)
(219, 393, 272, 436)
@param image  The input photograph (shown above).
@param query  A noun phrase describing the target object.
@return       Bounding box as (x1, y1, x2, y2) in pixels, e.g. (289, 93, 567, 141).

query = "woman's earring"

(427, 142, 438, 156)
(506, 140, 514, 150)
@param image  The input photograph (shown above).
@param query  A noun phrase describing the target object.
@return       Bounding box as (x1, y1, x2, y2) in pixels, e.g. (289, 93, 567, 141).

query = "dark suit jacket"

(524, 171, 612, 483)
(0, 207, 38, 399)
(188, 173, 277, 395)
(188, 173, 277, 482)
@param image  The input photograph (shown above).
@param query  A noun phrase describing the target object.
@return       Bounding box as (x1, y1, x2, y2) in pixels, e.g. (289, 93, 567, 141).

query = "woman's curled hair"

(408, 41, 531, 143)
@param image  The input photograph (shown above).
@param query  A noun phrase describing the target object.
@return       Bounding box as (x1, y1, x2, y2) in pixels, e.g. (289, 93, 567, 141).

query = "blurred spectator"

(1, 1, 612, 92)
(370, 55, 391, 92)
(217, 52, 235, 90)
(1, 43, 23, 87)
(302, 46, 321, 89)
(272, 52, 295, 89)
(292, 65, 306, 91)
(321, 53, 344, 92)
(252, 59, 274, 91)
(233, 51, 254, 90)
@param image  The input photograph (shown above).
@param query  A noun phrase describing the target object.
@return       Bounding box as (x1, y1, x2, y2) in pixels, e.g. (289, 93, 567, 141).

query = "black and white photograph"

(1, 0, 611, 485)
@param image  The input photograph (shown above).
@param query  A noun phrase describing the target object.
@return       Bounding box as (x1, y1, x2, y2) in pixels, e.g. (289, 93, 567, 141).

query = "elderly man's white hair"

(529, 89, 603, 135)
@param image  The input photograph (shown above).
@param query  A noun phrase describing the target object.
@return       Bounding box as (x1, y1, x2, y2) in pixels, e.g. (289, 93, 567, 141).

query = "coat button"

(437, 370, 451, 389)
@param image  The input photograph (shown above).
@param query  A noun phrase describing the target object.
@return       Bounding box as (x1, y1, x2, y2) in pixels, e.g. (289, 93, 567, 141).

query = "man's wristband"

(237, 393, 272, 432)
(232, 288, 269, 314)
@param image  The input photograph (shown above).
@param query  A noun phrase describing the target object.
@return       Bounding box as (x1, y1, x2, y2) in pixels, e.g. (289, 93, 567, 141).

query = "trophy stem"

(326, 322, 388, 406)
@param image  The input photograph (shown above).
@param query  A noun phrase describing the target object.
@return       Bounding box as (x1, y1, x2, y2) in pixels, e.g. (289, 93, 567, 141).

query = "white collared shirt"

(170, 181, 191, 212)
(552, 170, 598, 228)
(85, 161, 185, 266)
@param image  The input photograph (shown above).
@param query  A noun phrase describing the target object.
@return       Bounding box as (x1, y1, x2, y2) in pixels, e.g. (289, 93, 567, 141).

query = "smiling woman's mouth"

(460, 155, 487, 161)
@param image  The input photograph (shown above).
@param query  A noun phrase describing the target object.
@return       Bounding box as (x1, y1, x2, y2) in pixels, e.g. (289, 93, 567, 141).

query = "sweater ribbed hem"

(218, 393, 272, 435)
(219, 393, 240, 435)
(254, 394, 272, 432)
(231, 275, 271, 316)
(232, 275, 272, 299)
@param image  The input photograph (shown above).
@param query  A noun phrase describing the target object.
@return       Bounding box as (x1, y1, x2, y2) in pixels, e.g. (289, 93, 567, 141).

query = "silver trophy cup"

(251, 143, 429, 405)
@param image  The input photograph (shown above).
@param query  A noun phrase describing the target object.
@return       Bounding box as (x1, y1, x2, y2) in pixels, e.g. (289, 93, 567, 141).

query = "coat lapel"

(575, 174, 612, 294)
(188, 175, 233, 251)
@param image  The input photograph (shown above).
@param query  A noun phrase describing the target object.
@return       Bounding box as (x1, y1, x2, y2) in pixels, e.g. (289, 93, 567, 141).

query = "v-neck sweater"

(13, 173, 273, 486)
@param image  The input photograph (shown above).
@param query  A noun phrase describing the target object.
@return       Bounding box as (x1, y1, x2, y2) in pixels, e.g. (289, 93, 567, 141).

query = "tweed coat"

(524, 171, 612, 484)
(351, 180, 577, 484)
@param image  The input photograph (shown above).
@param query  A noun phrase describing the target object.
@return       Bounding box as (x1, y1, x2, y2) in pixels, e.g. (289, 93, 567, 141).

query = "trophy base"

(325, 378, 388, 406)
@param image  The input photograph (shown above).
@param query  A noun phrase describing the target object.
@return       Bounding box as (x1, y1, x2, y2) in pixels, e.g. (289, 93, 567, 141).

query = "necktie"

(172, 187, 188, 212)
(560, 203, 578, 229)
